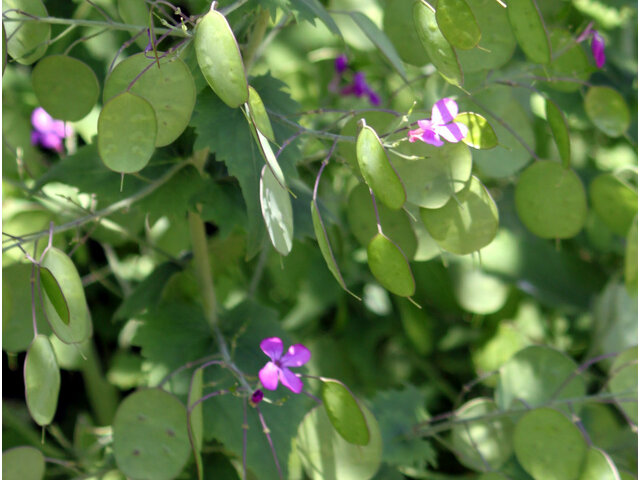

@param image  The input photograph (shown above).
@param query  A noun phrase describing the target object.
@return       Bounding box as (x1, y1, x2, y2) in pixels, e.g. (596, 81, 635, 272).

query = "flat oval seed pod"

(545, 99, 571, 168)
(515, 161, 587, 239)
(40, 247, 92, 344)
(248, 86, 275, 142)
(584, 86, 631, 137)
(103, 53, 196, 147)
(454, 112, 498, 150)
(25, 334, 60, 426)
(260, 165, 294, 255)
(356, 122, 406, 210)
(195, 7, 248, 108)
(414, 0, 463, 85)
(383, 0, 430, 66)
(321, 379, 370, 446)
(245, 104, 286, 188)
(3, 0, 50, 65)
(420, 176, 499, 254)
(311, 200, 358, 298)
(98, 92, 157, 173)
(579, 447, 622, 480)
(436, 0, 481, 50)
(2, 446, 46, 480)
(32, 55, 99, 121)
(367, 233, 415, 297)
(507, 0, 551, 64)
(113, 389, 190, 480)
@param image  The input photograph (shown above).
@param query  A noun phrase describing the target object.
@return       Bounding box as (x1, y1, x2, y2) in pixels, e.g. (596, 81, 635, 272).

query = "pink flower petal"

(408, 127, 424, 143)
(434, 121, 468, 143)
(591, 31, 605, 68)
(260, 337, 283, 362)
(421, 128, 444, 147)
(431, 98, 458, 125)
(259, 361, 280, 390)
(279, 367, 304, 393)
(31, 107, 54, 132)
(281, 344, 311, 368)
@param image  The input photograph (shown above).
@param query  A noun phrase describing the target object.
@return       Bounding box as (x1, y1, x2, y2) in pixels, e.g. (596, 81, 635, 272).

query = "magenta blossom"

(329, 55, 381, 106)
(250, 389, 264, 406)
(31, 107, 72, 152)
(408, 98, 468, 147)
(258, 337, 310, 394)
(335, 54, 348, 74)
(577, 22, 605, 68)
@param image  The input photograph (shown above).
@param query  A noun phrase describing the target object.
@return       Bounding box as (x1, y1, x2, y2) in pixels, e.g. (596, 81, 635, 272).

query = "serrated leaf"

(454, 112, 498, 149)
(545, 99, 571, 168)
(25, 335, 60, 426)
(290, 0, 341, 36)
(436, 0, 481, 50)
(348, 11, 407, 81)
(321, 379, 370, 445)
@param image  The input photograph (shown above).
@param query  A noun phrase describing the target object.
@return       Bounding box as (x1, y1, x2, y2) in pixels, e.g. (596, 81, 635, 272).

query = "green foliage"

(1, 0, 637, 478)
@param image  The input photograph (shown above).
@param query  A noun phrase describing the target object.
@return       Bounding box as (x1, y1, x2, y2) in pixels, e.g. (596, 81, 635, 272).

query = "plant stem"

(243, 7, 270, 70)
(80, 341, 119, 426)
(2, 404, 66, 457)
(2, 15, 190, 38)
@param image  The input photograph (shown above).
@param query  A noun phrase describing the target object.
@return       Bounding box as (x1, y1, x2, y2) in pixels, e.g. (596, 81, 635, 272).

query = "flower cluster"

(258, 337, 310, 394)
(329, 54, 380, 106)
(408, 98, 468, 147)
(31, 107, 72, 153)
(577, 22, 605, 68)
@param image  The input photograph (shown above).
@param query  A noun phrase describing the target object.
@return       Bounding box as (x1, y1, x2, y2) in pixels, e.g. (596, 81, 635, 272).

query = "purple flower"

(408, 98, 468, 147)
(31, 107, 72, 153)
(340, 72, 381, 106)
(577, 22, 605, 68)
(258, 337, 310, 394)
(250, 389, 264, 406)
(335, 54, 348, 74)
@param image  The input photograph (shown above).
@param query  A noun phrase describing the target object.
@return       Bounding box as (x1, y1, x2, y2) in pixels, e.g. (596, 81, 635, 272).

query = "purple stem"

(188, 389, 230, 412)
(242, 399, 248, 480)
(256, 406, 283, 480)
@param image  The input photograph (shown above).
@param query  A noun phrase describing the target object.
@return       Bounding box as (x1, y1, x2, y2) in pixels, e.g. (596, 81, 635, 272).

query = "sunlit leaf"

(436, 0, 481, 50)
(321, 379, 370, 445)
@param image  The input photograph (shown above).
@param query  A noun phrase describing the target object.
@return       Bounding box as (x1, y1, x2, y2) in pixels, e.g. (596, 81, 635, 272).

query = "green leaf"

(515, 161, 587, 239)
(391, 140, 472, 209)
(413, 0, 463, 85)
(541, 29, 592, 92)
(2, 0, 50, 64)
(98, 92, 157, 173)
(383, 0, 430, 66)
(436, 0, 481, 50)
(25, 335, 60, 426)
(456, 0, 516, 72)
(592, 280, 638, 360)
(367, 233, 415, 297)
(117, 0, 149, 49)
(589, 172, 638, 236)
(369, 386, 436, 469)
(32, 55, 99, 122)
(507, 0, 551, 64)
(297, 404, 382, 480)
(451, 262, 509, 314)
(451, 398, 514, 471)
(103, 53, 196, 147)
(260, 165, 294, 255)
(495, 345, 586, 411)
(321, 379, 370, 445)
(290, 0, 342, 37)
(113, 389, 191, 480)
(545, 98, 571, 168)
(357, 123, 406, 211)
(514, 408, 587, 480)
(578, 447, 621, 480)
(454, 112, 498, 149)
(114, 261, 182, 321)
(347, 11, 407, 81)
(40, 247, 92, 344)
(397, 298, 434, 355)
(39, 267, 69, 325)
(2, 446, 45, 480)
(584, 86, 631, 137)
(625, 215, 638, 295)
(347, 182, 417, 260)
(608, 346, 638, 423)
(420, 176, 498, 255)
(311, 200, 357, 297)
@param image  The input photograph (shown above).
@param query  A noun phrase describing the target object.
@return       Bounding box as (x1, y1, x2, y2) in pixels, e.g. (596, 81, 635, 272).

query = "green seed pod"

(195, 6, 249, 108)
